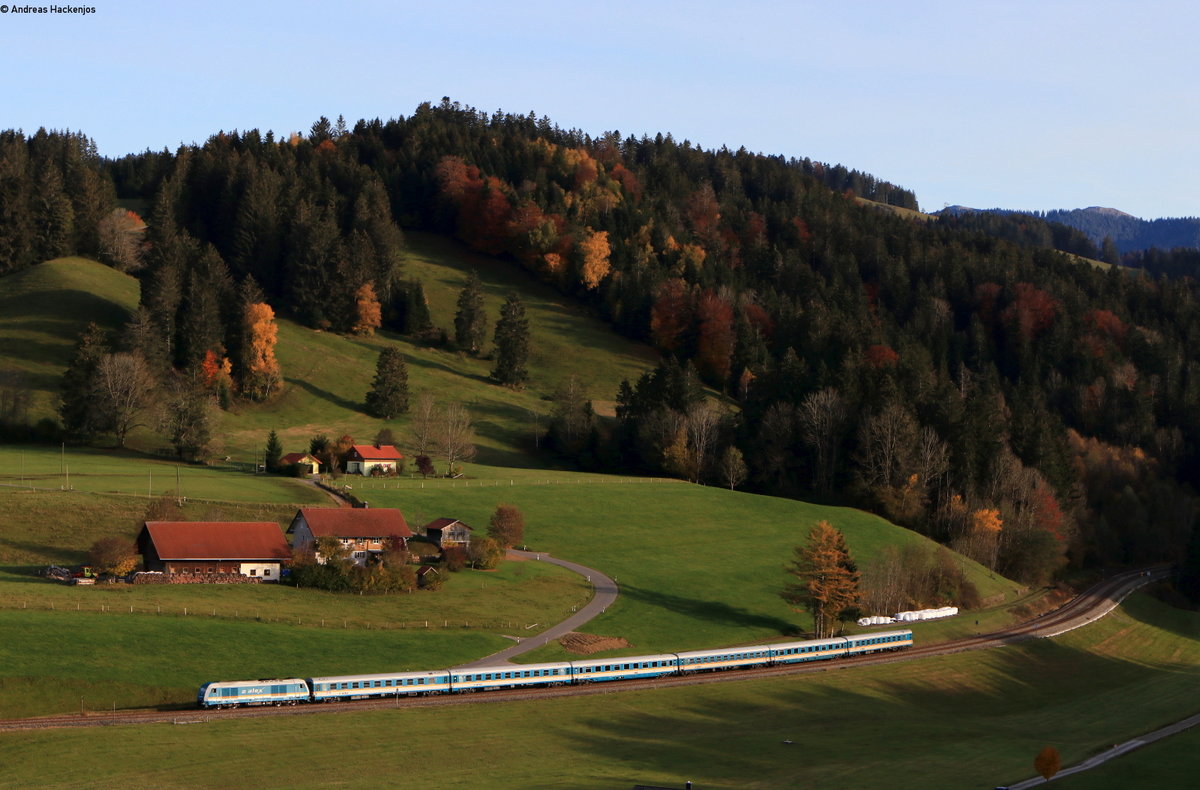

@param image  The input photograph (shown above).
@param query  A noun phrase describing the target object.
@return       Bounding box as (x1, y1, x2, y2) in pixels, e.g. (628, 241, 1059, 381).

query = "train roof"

(568, 653, 678, 667)
(845, 629, 913, 640)
(763, 636, 849, 652)
(674, 644, 779, 660)
(201, 678, 307, 690)
(308, 670, 448, 683)
(450, 662, 572, 675)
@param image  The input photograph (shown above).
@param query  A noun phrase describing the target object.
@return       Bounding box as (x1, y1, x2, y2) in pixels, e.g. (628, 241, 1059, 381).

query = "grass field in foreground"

(1050, 722, 1200, 788)
(0, 594, 1195, 789)
(0, 608, 509, 719)
(0, 555, 586, 716)
(359, 478, 1023, 657)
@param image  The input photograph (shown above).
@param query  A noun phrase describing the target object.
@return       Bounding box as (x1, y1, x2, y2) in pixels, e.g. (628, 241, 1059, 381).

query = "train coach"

(197, 629, 913, 708)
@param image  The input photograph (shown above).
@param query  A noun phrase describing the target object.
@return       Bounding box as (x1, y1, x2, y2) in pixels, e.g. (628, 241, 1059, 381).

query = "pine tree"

(60, 322, 109, 440)
(365, 347, 410, 419)
(781, 521, 861, 638)
(264, 429, 283, 472)
(454, 270, 487, 354)
(491, 292, 530, 387)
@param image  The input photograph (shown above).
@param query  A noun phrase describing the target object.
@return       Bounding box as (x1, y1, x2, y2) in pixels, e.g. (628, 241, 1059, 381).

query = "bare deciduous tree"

(799, 387, 846, 494)
(718, 445, 748, 490)
(437, 401, 476, 475)
(854, 402, 918, 492)
(408, 391, 438, 458)
(93, 352, 156, 447)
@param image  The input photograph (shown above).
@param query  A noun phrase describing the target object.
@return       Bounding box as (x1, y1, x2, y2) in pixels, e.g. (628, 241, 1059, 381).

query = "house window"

(249, 569, 257, 576)
(264, 569, 272, 577)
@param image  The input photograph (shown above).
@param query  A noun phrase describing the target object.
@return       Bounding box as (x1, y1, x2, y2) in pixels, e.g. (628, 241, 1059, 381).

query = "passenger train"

(197, 629, 912, 708)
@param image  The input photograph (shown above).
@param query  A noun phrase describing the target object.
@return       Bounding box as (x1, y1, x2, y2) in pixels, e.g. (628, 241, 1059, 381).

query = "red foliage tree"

(609, 163, 642, 202)
(866, 344, 900, 368)
(695, 291, 735, 385)
(1001, 282, 1058, 343)
(650, 278, 693, 353)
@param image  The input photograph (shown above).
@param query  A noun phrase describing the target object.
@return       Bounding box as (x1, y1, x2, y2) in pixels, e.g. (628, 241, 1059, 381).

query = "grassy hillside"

(219, 231, 659, 462)
(0, 257, 139, 420)
(1, 594, 1195, 789)
(0, 235, 660, 464)
(357, 473, 1022, 656)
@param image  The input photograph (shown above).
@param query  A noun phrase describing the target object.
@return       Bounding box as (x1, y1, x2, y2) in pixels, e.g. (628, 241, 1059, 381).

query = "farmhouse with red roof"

(345, 444, 403, 476)
(136, 521, 290, 581)
(287, 507, 412, 565)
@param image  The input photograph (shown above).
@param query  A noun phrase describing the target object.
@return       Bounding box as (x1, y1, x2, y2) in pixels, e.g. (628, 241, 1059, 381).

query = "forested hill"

(942, 205, 1200, 257)
(2, 103, 1199, 592)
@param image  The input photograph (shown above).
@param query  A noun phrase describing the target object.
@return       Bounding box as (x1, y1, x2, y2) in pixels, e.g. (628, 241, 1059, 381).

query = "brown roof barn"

(137, 521, 290, 580)
(423, 517, 473, 547)
(287, 507, 412, 565)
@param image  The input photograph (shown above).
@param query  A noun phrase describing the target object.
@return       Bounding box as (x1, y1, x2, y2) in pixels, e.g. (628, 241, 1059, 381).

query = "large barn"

(136, 521, 291, 580)
(287, 507, 412, 565)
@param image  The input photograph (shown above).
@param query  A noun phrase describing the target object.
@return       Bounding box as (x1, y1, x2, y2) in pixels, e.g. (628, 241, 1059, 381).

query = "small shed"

(345, 444, 403, 476)
(279, 452, 321, 475)
(423, 518, 474, 548)
(136, 521, 290, 581)
(288, 507, 412, 565)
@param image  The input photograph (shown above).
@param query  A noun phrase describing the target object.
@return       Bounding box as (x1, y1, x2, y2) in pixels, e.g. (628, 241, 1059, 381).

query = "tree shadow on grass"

(619, 584, 800, 637)
(555, 640, 1187, 790)
(285, 378, 364, 414)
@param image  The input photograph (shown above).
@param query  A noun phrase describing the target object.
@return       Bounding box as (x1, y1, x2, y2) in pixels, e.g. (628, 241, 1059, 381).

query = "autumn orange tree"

(242, 302, 281, 400)
(1033, 746, 1061, 780)
(351, 282, 382, 336)
(782, 521, 860, 638)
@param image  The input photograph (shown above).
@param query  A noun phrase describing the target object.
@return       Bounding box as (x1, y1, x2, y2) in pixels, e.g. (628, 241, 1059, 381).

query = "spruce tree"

(365, 347, 410, 419)
(264, 429, 283, 472)
(59, 322, 109, 441)
(454, 270, 487, 354)
(491, 292, 530, 387)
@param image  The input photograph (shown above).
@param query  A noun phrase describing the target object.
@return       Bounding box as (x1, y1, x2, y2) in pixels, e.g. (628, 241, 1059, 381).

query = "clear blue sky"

(2, 0, 1196, 219)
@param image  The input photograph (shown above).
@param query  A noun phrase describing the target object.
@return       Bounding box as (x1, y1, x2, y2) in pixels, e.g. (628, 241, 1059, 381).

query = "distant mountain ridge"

(941, 205, 1200, 254)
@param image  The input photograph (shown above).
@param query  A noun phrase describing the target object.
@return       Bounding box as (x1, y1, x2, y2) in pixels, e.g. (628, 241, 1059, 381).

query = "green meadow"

(357, 477, 1023, 657)
(0, 256, 139, 421)
(0, 233, 658, 463)
(0, 445, 327, 505)
(1, 594, 1195, 790)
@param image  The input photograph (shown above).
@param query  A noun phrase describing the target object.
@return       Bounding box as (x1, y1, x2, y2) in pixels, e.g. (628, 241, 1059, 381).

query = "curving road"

(453, 549, 618, 668)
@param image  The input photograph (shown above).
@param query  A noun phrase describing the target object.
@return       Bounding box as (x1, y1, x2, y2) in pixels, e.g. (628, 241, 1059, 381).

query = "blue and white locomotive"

(197, 629, 912, 708)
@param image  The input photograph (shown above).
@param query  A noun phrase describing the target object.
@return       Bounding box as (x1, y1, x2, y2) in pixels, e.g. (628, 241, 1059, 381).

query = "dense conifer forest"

(2, 101, 1198, 590)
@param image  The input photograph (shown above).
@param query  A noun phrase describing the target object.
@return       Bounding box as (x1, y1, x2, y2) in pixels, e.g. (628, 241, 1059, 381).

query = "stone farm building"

(288, 507, 412, 565)
(423, 518, 473, 548)
(136, 521, 290, 581)
(345, 444, 403, 476)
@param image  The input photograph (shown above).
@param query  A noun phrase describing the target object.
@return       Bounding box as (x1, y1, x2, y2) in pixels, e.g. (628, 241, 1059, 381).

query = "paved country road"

(453, 549, 619, 668)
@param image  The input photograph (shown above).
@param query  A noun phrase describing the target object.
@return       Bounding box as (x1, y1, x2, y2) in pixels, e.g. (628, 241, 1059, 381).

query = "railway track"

(0, 566, 1167, 732)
